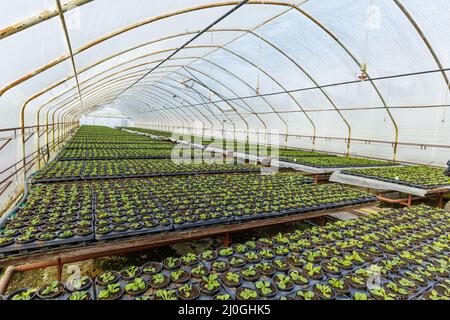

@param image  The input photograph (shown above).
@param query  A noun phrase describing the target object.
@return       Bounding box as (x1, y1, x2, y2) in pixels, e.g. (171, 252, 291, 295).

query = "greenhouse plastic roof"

(1, 0, 449, 165)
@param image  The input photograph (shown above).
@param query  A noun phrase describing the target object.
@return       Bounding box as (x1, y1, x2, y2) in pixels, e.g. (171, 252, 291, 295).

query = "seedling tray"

(0, 233, 94, 256)
(173, 217, 233, 230)
(34, 169, 263, 184)
(57, 155, 173, 161)
(341, 171, 450, 190)
(234, 211, 284, 222)
(95, 225, 173, 241)
(42, 285, 96, 301)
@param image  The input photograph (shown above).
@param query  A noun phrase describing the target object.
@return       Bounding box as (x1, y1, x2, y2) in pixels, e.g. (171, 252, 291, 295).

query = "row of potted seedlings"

(1, 173, 377, 253)
(4, 275, 95, 301)
(341, 166, 450, 190)
(127, 128, 407, 168)
(57, 148, 176, 160)
(69, 137, 167, 145)
(32, 159, 261, 183)
(67, 126, 173, 145)
(90, 174, 375, 239)
(91, 174, 312, 238)
(7, 205, 449, 300)
(120, 127, 174, 138)
(279, 155, 396, 168)
(65, 141, 176, 150)
(124, 127, 339, 159)
(0, 184, 94, 255)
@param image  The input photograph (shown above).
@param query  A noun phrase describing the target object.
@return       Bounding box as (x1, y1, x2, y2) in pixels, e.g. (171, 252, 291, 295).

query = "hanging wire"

(359, 0, 374, 80)
(183, 10, 189, 84)
(255, 0, 265, 94)
(384, 78, 392, 122)
(344, 82, 349, 110)
(208, 31, 214, 101)
(442, 80, 449, 123)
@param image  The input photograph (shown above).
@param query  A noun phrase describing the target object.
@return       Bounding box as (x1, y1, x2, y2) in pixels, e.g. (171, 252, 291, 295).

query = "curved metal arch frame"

(31, 36, 312, 149)
(45, 72, 158, 154)
(49, 75, 163, 152)
(58, 66, 236, 140)
(71, 69, 248, 141)
(155, 78, 252, 143)
(155, 78, 237, 138)
(154, 78, 232, 126)
(46, 65, 181, 119)
(133, 76, 224, 131)
(292, 6, 400, 160)
(37, 67, 162, 139)
(58, 74, 182, 124)
(169, 62, 281, 144)
(131, 84, 204, 126)
(169, 51, 317, 148)
(51, 66, 214, 149)
(58, 75, 221, 142)
(214, 47, 318, 149)
(0, 1, 293, 97)
(392, 0, 449, 88)
(7, 1, 446, 163)
(143, 83, 220, 134)
(55, 46, 266, 141)
(148, 79, 231, 136)
(25, 28, 345, 158)
(160, 73, 252, 141)
(118, 100, 172, 131)
(31, 42, 314, 162)
(102, 65, 259, 138)
(131, 88, 211, 132)
(125, 99, 174, 126)
(115, 93, 187, 131)
(57, 76, 181, 130)
(136, 92, 203, 130)
(162, 67, 252, 142)
(177, 66, 270, 137)
(38, 75, 144, 163)
(7, 1, 312, 144)
(57, 71, 219, 141)
(127, 92, 189, 130)
(31, 43, 254, 149)
(159, 28, 353, 155)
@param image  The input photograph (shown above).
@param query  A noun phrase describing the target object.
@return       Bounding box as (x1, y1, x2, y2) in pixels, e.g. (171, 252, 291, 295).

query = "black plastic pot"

(220, 272, 243, 288)
(149, 274, 170, 289)
(142, 262, 163, 275)
(162, 257, 182, 271)
(255, 281, 278, 299)
(236, 287, 260, 301)
(170, 269, 191, 284)
(7, 288, 37, 301)
(97, 286, 124, 301)
(199, 282, 221, 297)
(177, 284, 201, 301)
(66, 276, 93, 293)
(37, 282, 66, 300)
(95, 271, 120, 286)
(210, 259, 230, 273)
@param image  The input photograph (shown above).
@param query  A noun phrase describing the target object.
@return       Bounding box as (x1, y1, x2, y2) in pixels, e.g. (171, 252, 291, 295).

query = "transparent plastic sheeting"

(330, 171, 450, 197)
(0, 0, 449, 169)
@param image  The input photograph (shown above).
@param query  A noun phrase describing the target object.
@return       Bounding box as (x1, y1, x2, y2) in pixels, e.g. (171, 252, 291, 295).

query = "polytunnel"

(0, 0, 450, 303)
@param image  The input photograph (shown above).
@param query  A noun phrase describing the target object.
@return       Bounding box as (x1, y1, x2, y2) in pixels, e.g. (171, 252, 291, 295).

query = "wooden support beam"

(0, 0, 94, 40)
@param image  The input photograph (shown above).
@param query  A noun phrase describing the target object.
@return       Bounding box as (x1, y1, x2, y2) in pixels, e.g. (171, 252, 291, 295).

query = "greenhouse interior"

(0, 0, 449, 304)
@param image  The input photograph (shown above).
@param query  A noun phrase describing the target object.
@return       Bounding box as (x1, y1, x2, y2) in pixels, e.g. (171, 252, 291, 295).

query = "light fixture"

(358, 63, 368, 81)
